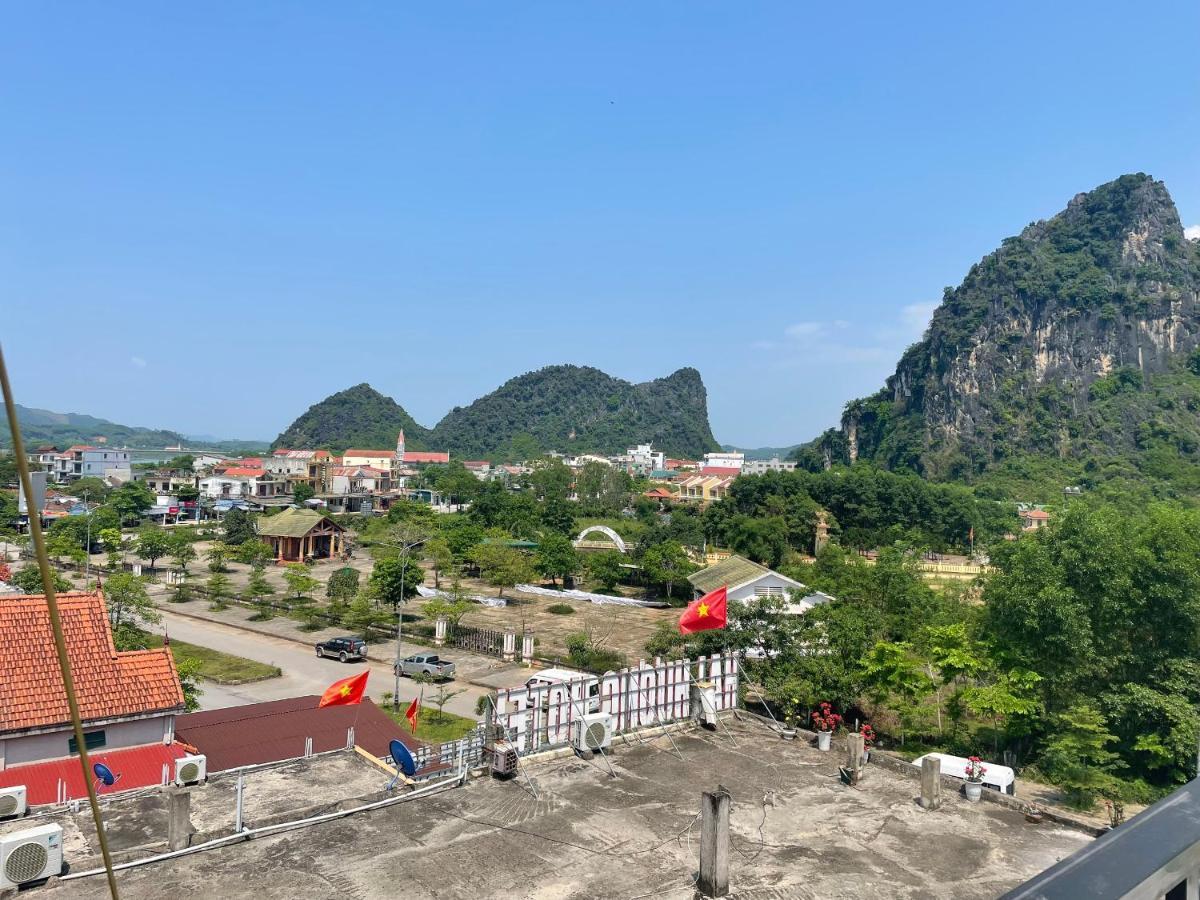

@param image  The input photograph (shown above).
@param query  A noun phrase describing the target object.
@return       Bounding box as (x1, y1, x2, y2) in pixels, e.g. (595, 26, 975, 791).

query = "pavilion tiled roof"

(257, 507, 344, 538)
(688, 554, 802, 595)
(0, 592, 185, 735)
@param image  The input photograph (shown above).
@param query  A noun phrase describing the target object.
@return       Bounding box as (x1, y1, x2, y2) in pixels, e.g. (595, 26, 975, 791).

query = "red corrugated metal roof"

(0, 742, 191, 806)
(699, 466, 741, 476)
(175, 696, 439, 774)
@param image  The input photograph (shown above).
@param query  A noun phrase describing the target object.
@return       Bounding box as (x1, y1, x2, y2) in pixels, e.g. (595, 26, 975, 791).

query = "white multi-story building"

(627, 443, 665, 473)
(700, 450, 745, 471)
(52, 446, 132, 483)
(741, 457, 798, 475)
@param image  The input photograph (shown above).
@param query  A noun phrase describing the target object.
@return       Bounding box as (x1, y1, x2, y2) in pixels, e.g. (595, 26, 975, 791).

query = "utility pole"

(82, 491, 91, 584)
(393, 536, 427, 712)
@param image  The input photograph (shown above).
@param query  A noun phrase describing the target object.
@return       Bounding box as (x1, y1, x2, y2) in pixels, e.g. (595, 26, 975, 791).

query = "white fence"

(493, 653, 739, 754)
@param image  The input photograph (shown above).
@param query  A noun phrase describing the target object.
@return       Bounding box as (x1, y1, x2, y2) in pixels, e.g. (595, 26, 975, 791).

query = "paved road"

(153, 609, 488, 720)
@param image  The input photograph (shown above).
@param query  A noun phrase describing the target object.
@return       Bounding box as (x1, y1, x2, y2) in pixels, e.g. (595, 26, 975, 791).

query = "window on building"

(68, 730, 107, 754)
(755, 586, 785, 598)
(1165, 880, 1187, 900)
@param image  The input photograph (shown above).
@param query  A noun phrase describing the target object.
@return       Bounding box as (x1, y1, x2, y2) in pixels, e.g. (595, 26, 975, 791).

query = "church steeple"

(396, 429, 406, 459)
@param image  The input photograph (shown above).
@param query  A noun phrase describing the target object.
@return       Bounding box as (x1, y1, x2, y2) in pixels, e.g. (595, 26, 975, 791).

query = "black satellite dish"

(93, 762, 118, 789)
(390, 739, 416, 777)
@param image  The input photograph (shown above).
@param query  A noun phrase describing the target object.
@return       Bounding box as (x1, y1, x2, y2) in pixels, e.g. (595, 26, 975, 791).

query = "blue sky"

(3, 2, 1198, 447)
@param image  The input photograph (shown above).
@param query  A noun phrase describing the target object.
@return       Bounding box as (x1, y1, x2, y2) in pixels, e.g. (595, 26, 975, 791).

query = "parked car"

(315, 637, 367, 662)
(395, 653, 456, 680)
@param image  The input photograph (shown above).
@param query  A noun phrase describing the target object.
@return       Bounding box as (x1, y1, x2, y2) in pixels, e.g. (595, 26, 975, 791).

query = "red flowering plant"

(0, 563, 10, 583)
(859, 724, 876, 747)
(810, 702, 843, 733)
(965, 756, 987, 782)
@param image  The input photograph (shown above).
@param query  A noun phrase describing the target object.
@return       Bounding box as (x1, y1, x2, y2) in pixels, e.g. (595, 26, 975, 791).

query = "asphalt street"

(152, 608, 488, 719)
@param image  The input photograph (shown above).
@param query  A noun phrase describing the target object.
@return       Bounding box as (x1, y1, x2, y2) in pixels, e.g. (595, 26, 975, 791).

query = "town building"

(51, 446, 132, 483)
(675, 472, 736, 503)
(741, 456, 798, 475)
(0, 590, 187, 801)
(328, 465, 392, 495)
(1020, 507, 1051, 531)
(699, 450, 744, 471)
(257, 507, 347, 562)
(396, 430, 450, 466)
(27, 445, 61, 473)
(626, 443, 665, 474)
(688, 554, 821, 611)
(198, 467, 288, 501)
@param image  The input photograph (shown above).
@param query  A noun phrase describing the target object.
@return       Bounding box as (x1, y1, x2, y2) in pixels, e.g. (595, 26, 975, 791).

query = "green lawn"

(380, 705, 478, 743)
(146, 636, 282, 684)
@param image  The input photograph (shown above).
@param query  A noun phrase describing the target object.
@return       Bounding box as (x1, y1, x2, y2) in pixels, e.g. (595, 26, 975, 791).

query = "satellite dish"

(389, 739, 416, 777)
(93, 762, 117, 787)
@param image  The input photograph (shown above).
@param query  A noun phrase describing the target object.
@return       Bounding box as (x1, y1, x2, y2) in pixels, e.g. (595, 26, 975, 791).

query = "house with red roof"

(0, 590, 188, 803)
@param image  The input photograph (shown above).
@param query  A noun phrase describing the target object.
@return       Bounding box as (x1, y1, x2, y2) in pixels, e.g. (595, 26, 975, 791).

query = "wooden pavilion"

(258, 507, 346, 563)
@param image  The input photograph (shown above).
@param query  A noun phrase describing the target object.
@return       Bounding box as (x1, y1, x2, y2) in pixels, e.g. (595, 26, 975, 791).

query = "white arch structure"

(574, 525, 628, 554)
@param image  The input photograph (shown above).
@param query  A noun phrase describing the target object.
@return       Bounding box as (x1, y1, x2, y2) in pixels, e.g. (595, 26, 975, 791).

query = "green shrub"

(547, 603, 576, 615)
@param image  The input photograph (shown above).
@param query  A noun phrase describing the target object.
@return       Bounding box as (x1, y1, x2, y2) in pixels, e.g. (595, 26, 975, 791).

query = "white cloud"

(785, 321, 823, 338)
(901, 301, 938, 338)
(1185, 225, 1200, 241)
(130, 356, 147, 368)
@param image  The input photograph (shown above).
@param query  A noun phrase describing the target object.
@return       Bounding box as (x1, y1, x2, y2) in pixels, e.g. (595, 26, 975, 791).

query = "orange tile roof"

(404, 451, 450, 463)
(0, 592, 185, 735)
(220, 467, 266, 477)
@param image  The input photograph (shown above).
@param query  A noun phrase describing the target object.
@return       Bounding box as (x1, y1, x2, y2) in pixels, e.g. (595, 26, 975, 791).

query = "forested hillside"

(429, 365, 720, 459)
(4, 404, 186, 449)
(271, 384, 430, 453)
(272, 366, 721, 458)
(800, 174, 1200, 501)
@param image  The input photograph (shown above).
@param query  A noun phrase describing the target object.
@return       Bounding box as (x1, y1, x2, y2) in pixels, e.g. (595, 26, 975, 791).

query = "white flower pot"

(965, 780, 983, 802)
(863, 749, 870, 764)
(817, 731, 832, 751)
(781, 728, 797, 741)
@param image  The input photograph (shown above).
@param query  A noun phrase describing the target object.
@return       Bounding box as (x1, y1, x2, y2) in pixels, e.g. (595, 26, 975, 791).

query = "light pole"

(82, 491, 91, 584)
(392, 537, 427, 711)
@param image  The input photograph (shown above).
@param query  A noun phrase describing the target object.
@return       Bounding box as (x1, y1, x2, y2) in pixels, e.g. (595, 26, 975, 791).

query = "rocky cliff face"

(820, 175, 1200, 479)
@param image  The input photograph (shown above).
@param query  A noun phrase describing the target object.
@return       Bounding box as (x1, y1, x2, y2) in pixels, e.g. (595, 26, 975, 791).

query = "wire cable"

(0, 342, 120, 900)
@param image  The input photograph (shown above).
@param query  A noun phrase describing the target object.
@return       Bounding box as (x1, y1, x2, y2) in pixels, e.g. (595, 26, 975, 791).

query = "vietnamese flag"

(405, 695, 420, 733)
(318, 670, 369, 708)
(679, 586, 728, 634)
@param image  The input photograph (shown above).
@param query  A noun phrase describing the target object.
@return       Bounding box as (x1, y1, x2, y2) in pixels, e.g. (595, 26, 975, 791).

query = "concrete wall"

(0, 715, 173, 770)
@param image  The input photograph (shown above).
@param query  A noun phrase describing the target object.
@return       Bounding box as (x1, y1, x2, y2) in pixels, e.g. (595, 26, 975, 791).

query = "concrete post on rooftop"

(502, 628, 517, 662)
(434, 616, 448, 647)
(698, 787, 731, 898)
(919, 757, 942, 810)
(847, 733, 865, 782)
(166, 786, 195, 851)
(521, 628, 534, 665)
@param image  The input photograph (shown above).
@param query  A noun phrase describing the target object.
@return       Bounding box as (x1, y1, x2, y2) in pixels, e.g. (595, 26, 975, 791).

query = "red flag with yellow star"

(679, 586, 727, 634)
(318, 670, 369, 708)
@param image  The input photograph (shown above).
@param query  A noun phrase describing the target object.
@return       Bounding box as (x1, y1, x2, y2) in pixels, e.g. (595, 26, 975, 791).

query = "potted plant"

(860, 724, 876, 762)
(964, 756, 986, 801)
(810, 702, 842, 751)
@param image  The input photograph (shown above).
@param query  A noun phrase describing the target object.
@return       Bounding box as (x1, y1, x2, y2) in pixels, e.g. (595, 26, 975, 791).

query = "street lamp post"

(82, 491, 91, 584)
(392, 537, 427, 711)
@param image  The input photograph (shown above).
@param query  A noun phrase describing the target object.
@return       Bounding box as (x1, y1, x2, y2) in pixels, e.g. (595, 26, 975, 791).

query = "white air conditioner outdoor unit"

(0, 823, 63, 890)
(491, 740, 518, 777)
(572, 712, 614, 753)
(0, 786, 27, 820)
(174, 754, 207, 786)
(693, 681, 719, 727)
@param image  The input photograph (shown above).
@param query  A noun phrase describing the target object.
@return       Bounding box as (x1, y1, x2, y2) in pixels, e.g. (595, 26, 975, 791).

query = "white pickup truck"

(395, 653, 456, 680)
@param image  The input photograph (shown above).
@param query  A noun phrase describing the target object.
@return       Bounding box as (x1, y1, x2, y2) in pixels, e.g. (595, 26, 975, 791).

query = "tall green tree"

(103, 572, 160, 647)
(469, 542, 533, 598)
(134, 526, 171, 569)
(109, 480, 155, 525)
(222, 507, 257, 545)
(534, 533, 579, 586)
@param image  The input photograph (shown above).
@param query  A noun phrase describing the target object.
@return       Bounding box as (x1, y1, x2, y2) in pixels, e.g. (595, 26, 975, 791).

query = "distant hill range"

(3, 404, 264, 453)
(271, 366, 721, 459)
(799, 173, 1200, 498)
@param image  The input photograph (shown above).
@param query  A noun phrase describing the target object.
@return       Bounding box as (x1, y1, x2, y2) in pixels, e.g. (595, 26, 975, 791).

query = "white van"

(911, 752, 1016, 795)
(526, 667, 601, 712)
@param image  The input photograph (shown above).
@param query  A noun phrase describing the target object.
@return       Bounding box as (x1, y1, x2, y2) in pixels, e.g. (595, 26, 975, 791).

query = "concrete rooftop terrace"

(36, 718, 1092, 899)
